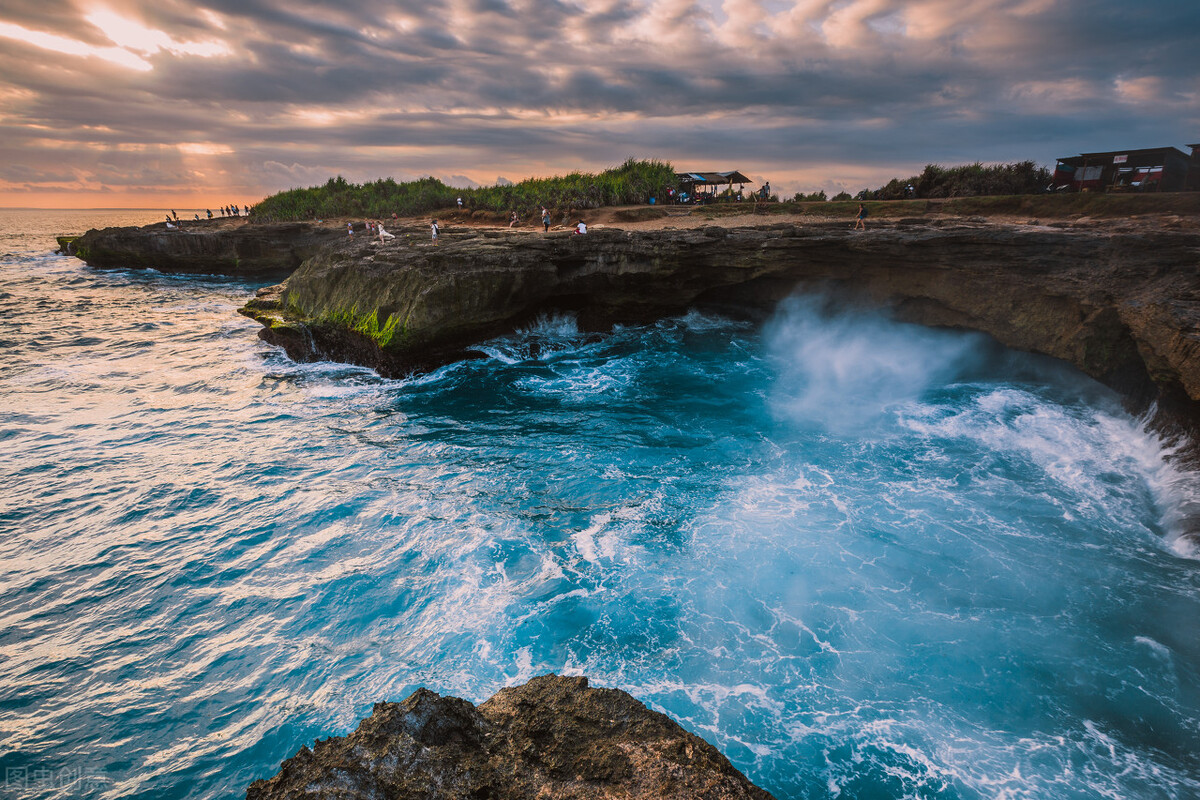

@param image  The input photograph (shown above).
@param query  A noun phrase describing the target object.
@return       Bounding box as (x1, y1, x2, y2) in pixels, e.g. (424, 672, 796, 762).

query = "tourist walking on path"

(431, 219, 440, 245)
(542, 207, 551, 232)
(854, 203, 868, 230)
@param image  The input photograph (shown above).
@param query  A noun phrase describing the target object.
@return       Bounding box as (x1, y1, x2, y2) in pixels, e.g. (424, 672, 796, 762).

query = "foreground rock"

(241, 221, 1200, 432)
(246, 674, 774, 800)
(73, 220, 342, 277)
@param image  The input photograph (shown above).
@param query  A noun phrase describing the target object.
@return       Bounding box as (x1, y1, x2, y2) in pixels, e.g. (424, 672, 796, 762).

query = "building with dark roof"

(1188, 144, 1200, 191)
(1052, 146, 1191, 193)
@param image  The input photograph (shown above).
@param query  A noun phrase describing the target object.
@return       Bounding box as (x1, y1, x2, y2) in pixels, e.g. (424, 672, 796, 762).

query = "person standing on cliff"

(542, 207, 551, 232)
(855, 203, 868, 230)
(431, 219, 440, 246)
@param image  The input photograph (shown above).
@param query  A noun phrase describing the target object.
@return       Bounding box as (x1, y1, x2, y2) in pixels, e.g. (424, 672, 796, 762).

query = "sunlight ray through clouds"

(0, 0, 1197, 206)
(0, 21, 153, 70)
(85, 10, 230, 58)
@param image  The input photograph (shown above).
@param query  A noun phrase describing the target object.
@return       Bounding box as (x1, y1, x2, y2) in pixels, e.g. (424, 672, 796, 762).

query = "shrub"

(863, 161, 1053, 200)
(253, 159, 678, 221)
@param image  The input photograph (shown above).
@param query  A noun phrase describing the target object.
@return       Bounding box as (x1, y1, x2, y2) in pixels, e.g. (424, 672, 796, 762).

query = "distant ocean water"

(1, 208, 1199, 800)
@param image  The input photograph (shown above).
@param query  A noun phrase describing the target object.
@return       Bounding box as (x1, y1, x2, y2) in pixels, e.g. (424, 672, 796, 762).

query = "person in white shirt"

(573, 220, 587, 235)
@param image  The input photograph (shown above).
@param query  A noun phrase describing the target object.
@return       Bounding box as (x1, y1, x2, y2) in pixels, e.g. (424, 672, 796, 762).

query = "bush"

(862, 161, 1053, 200)
(253, 159, 678, 221)
(792, 190, 828, 202)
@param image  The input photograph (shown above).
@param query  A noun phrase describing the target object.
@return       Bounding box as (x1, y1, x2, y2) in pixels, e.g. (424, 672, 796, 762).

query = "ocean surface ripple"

(1, 210, 1199, 800)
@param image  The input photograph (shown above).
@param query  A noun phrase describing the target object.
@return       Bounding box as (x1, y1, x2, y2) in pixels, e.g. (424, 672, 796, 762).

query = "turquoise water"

(2, 210, 1199, 799)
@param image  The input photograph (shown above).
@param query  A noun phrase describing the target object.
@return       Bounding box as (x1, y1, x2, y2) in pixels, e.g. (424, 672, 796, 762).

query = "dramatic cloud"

(1, 0, 1198, 206)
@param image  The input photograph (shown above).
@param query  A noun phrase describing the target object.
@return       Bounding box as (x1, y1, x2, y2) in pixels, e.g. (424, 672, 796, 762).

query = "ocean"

(2, 209, 1199, 799)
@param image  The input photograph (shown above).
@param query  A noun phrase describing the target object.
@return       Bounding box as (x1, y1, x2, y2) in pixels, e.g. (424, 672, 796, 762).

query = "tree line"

(253, 159, 678, 221)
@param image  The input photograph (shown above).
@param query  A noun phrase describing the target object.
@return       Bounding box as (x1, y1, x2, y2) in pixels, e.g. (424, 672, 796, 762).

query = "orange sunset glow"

(2, 1, 1198, 207)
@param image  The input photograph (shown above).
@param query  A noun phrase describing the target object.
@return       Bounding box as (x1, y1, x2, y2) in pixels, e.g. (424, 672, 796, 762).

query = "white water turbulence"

(1, 212, 1199, 800)
(765, 296, 984, 432)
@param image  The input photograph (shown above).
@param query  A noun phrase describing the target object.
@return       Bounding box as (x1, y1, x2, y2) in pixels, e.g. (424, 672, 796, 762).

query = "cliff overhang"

(68, 216, 1200, 435)
(238, 221, 1200, 437)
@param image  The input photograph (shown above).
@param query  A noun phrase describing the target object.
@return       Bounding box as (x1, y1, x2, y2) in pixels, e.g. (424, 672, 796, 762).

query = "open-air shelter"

(675, 171, 754, 203)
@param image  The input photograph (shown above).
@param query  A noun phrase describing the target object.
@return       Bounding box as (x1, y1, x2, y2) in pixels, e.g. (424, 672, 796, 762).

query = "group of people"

(164, 205, 251, 226)
(347, 220, 398, 242)
(506, 206, 586, 234)
(342, 207, 589, 248)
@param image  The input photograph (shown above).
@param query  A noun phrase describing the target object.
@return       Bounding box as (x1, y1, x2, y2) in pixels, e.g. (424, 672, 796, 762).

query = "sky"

(1, 0, 1198, 208)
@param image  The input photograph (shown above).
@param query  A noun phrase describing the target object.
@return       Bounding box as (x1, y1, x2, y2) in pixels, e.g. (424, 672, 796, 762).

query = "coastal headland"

(71, 200, 1200, 437)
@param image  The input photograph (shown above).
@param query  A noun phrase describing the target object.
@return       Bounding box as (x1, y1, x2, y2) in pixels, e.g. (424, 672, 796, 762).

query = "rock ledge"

(247, 674, 774, 800)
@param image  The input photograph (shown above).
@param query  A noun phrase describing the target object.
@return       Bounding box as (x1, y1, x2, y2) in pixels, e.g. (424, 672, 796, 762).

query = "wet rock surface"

(246, 674, 775, 800)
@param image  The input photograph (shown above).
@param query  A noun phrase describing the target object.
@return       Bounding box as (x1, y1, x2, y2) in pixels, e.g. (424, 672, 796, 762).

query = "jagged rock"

(72, 220, 343, 277)
(246, 674, 774, 800)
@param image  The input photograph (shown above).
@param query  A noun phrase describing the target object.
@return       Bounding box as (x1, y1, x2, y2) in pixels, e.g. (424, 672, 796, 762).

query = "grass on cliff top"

(693, 192, 1200, 221)
(255, 159, 678, 221)
(933, 191, 1200, 218)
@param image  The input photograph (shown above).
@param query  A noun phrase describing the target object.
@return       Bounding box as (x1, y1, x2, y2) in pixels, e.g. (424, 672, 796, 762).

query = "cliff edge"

(67, 214, 1200, 435)
(239, 220, 1200, 434)
(72, 219, 343, 277)
(246, 674, 774, 800)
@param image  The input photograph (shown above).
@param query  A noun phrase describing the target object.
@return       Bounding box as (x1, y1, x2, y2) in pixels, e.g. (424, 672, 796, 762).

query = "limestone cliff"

(246, 674, 774, 800)
(239, 221, 1200, 431)
(73, 220, 343, 277)
(68, 216, 1200, 430)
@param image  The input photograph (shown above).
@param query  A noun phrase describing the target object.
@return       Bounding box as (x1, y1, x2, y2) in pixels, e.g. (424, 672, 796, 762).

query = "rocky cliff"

(239, 220, 1200, 431)
(246, 674, 774, 800)
(73, 220, 343, 277)
(69, 216, 1200, 430)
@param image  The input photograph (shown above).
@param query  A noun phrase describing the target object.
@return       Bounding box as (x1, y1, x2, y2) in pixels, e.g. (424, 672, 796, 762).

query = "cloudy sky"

(1, 0, 1198, 207)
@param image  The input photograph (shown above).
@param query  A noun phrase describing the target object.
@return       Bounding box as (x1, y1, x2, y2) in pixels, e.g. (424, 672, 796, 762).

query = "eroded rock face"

(71, 216, 1200, 431)
(241, 221, 1200, 431)
(73, 220, 342, 277)
(246, 674, 775, 800)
